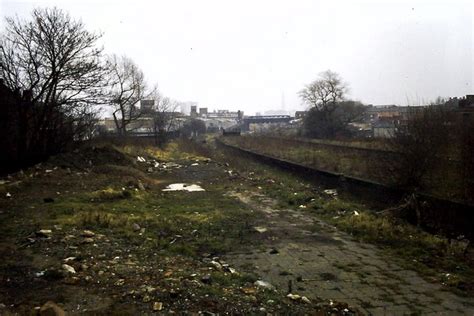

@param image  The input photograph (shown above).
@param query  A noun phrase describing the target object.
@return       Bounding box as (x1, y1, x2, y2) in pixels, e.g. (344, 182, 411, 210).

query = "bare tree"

(387, 105, 453, 189)
(151, 91, 180, 147)
(106, 54, 149, 136)
(0, 7, 107, 163)
(299, 70, 347, 109)
(299, 71, 365, 138)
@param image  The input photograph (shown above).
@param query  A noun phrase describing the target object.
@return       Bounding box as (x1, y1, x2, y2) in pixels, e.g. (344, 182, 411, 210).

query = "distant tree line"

(298, 71, 473, 200)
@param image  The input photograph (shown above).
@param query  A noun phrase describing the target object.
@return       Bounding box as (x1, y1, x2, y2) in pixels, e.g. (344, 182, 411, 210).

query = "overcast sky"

(1, 0, 473, 114)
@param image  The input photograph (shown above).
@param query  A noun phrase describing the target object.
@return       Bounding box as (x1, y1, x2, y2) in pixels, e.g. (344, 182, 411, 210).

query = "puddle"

(162, 183, 205, 192)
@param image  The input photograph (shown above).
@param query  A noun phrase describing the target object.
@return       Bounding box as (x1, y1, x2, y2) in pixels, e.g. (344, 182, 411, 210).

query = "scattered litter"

(153, 302, 163, 311)
(63, 257, 76, 263)
(323, 189, 338, 196)
(353, 211, 360, 216)
(254, 280, 274, 290)
(62, 264, 76, 274)
(37, 229, 52, 237)
(132, 223, 141, 232)
(162, 183, 205, 192)
(0, 180, 9, 185)
(201, 274, 212, 284)
(287, 293, 301, 301)
(137, 156, 146, 163)
(35, 270, 46, 277)
(45, 169, 53, 173)
(241, 287, 257, 295)
(137, 180, 146, 191)
(82, 230, 95, 237)
(190, 163, 199, 166)
(5, 192, 11, 198)
(301, 296, 311, 304)
(82, 237, 94, 244)
(210, 261, 222, 270)
(299, 205, 306, 209)
(115, 279, 125, 286)
(226, 267, 238, 274)
(254, 226, 267, 233)
(154, 162, 160, 168)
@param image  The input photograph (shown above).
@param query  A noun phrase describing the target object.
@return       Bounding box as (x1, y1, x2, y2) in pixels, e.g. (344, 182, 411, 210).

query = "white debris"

(38, 229, 52, 236)
(210, 260, 222, 270)
(5, 192, 11, 198)
(82, 230, 95, 237)
(323, 189, 338, 196)
(354, 210, 360, 216)
(301, 296, 311, 304)
(162, 183, 205, 192)
(287, 293, 301, 300)
(63, 257, 76, 263)
(45, 169, 53, 173)
(154, 162, 160, 168)
(227, 267, 238, 274)
(137, 156, 146, 163)
(62, 264, 76, 274)
(254, 226, 268, 233)
(299, 205, 307, 209)
(191, 163, 199, 166)
(254, 280, 274, 290)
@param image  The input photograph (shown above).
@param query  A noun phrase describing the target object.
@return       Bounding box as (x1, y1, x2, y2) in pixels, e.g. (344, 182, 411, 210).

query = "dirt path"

(225, 191, 474, 315)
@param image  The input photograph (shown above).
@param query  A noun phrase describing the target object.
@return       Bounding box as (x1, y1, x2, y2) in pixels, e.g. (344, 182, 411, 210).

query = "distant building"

(97, 112, 186, 136)
(176, 101, 198, 115)
(372, 120, 396, 138)
(204, 109, 243, 119)
(368, 105, 423, 138)
(199, 107, 208, 116)
(242, 115, 292, 132)
(190, 105, 198, 117)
